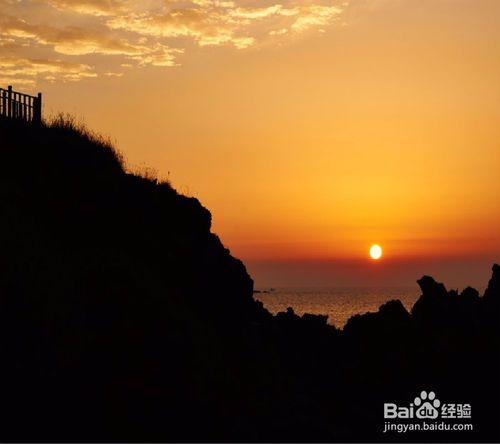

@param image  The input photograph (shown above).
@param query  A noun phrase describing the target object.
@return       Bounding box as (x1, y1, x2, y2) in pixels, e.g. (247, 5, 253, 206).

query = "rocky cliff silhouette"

(0, 117, 498, 442)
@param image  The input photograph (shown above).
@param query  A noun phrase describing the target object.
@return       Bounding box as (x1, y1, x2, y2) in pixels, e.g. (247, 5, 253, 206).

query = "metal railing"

(0, 86, 42, 123)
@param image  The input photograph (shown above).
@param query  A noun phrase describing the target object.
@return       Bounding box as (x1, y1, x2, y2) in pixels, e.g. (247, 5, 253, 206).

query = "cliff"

(0, 117, 498, 442)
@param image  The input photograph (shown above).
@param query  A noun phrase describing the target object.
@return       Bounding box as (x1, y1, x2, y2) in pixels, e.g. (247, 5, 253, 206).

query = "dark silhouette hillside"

(0, 117, 498, 442)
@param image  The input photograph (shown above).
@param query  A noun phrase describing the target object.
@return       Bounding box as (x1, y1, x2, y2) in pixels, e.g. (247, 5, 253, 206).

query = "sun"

(369, 244, 382, 260)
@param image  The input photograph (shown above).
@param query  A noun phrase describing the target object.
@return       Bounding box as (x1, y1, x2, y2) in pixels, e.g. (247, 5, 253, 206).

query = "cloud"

(107, 1, 344, 49)
(0, 13, 182, 67)
(269, 28, 288, 35)
(0, 0, 347, 85)
(0, 15, 151, 56)
(129, 44, 183, 66)
(107, 8, 249, 48)
(43, 0, 127, 16)
(0, 56, 97, 85)
(229, 5, 291, 19)
(291, 5, 342, 32)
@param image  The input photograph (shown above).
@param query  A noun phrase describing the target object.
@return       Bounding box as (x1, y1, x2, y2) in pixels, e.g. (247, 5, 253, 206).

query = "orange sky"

(2, 0, 500, 286)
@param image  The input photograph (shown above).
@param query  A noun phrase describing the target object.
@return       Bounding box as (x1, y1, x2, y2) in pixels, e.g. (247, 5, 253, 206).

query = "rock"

(411, 276, 450, 328)
(483, 264, 500, 303)
(417, 275, 448, 299)
(343, 299, 411, 339)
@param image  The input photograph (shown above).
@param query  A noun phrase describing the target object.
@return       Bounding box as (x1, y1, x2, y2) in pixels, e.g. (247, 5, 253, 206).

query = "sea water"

(254, 286, 421, 328)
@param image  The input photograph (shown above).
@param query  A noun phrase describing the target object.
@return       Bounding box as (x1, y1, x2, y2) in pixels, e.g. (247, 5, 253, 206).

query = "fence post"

(7, 85, 12, 118)
(1, 89, 5, 117)
(33, 92, 42, 123)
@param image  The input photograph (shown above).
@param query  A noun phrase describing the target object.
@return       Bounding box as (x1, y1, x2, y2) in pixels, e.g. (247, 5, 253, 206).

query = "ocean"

(254, 286, 422, 328)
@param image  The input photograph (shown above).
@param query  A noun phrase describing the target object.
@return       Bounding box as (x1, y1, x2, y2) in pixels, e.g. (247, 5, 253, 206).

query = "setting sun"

(370, 244, 382, 260)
